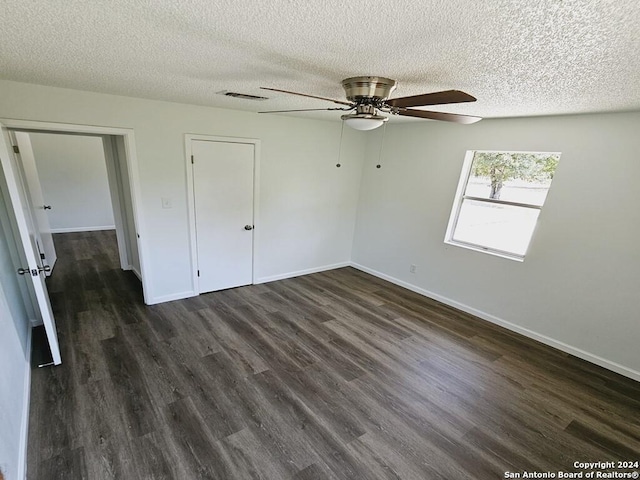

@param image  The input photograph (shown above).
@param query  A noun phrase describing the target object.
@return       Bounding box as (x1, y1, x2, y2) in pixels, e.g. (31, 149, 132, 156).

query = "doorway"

(0, 120, 149, 365)
(186, 135, 260, 294)
(10, 131, 141, 278)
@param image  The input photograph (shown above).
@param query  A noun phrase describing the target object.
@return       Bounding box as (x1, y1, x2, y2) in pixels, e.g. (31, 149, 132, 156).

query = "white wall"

(0, 80, 365, 303)
(29, 132, 115, 232)
(353, 112, 640, 379)
(0, 168, 32, 480)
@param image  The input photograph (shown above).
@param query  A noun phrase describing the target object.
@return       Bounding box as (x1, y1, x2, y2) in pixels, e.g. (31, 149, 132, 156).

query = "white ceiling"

(1, 0, 639, 123)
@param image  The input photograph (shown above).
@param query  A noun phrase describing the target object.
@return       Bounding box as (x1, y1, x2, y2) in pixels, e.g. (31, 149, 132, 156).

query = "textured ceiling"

(1, 0, 639, 122)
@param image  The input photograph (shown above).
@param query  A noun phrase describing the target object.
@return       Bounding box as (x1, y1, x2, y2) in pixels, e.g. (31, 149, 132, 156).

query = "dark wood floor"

(27, 231, 640, 479)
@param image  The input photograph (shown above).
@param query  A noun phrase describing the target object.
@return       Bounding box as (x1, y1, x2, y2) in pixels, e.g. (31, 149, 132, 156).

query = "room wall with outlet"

(1, 78, 640, 479)
(352, 111, 640, 378)
(2, 79, 639, 381)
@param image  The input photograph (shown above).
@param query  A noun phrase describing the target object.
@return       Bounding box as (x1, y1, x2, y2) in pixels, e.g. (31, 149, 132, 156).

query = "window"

(445, 150, 561, 261)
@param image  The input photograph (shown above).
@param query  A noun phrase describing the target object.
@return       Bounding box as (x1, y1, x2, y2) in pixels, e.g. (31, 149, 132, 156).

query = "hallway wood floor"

(27, 231, 640, 479)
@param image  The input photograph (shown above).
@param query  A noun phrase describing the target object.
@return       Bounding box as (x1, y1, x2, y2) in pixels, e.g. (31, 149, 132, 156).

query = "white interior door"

(0, 126, 61, 364)
(192, 140, 255, 294)
(11, 131, 57, 274)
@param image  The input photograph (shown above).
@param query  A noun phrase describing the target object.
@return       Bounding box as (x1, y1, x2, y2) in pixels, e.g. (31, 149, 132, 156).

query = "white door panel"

(0, 126, 61, 364)
(192, 140, 254, 293)
(13, 131, 57, 274)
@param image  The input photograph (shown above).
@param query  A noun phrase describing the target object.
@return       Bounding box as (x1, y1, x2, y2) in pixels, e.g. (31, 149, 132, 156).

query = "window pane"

(465, 152, 560, 206)
(452, 199, 540, 256)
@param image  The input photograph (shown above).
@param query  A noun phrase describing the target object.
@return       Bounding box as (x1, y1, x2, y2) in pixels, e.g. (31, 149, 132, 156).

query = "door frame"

(184, 134, 261, 296)
(1, 118, 152, 304)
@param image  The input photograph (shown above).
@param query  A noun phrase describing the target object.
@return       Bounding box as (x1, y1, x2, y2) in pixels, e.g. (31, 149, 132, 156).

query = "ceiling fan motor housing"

(342, 76, 397, 103)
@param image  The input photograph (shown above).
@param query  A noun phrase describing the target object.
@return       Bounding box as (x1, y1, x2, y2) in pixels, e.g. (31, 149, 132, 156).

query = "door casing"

(0, 119, 151, 304)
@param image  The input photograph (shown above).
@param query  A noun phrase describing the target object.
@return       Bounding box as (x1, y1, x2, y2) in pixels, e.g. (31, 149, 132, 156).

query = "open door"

(11, 131, 57, 275)
(0, 125, 61, 365)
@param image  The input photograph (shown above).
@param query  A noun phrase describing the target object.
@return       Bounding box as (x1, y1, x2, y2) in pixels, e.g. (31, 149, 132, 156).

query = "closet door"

(191, 140, 255, 294)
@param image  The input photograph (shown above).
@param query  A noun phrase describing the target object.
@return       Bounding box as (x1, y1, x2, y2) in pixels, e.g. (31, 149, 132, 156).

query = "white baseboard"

(147, 290, 197, 305)
(350, 262, 640, 383)
(29, 317, 42, 327)
(123, 265, 142, 281)
(18, 326, 33, 480)
(131, 267, 142, 281)
(50, 225, 116, 233)
(255, 261, 351, 285)
(147, 262, 350, 305)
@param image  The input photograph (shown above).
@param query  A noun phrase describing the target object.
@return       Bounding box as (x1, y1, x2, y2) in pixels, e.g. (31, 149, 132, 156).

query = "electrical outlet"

(410, 264, 417, 274)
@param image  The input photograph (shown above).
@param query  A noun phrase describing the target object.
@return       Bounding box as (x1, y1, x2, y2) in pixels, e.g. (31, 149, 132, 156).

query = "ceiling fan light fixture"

(341, 113, 388, 131)
(260, 77, 481, 125)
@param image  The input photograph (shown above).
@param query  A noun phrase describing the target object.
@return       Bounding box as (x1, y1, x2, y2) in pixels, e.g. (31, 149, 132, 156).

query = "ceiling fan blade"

(259, 107, 351, 113)
(397, 108, 482, 124)
(261, 87, 353, 107)
(386, 90, 476, 108)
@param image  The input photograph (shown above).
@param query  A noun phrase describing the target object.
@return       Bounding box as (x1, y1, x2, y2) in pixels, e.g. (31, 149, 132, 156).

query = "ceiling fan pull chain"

(336, 119, 346, 168)
(376, 121, 387, 169)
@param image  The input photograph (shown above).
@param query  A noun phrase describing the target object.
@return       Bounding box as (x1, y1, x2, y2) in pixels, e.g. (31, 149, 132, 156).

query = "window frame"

(444, 149, 560, 262)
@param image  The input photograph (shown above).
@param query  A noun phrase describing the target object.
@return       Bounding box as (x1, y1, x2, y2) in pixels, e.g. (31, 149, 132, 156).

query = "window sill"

(444, 239, 525, 262)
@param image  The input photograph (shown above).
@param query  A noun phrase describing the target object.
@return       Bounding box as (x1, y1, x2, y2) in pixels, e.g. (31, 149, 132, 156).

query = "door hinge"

(191, 155, 194, 164)
(40, 253, 46, 260)
(197, 270, 200, 277)
(12, 145, 19, 154)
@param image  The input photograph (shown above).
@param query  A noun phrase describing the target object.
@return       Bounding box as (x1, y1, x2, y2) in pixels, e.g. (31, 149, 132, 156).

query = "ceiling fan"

(260, 76, 482, 130)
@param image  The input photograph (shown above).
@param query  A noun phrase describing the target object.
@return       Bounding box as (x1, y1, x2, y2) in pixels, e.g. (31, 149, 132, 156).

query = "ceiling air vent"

(217, 90, 268, 101)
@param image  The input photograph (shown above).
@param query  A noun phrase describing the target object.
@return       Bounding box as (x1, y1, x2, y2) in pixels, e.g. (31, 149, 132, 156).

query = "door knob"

(43, 205, 52, 210)
(38, 265, 51, 273)
(244, 225, 254, 231)
(17, 267, 30, 275)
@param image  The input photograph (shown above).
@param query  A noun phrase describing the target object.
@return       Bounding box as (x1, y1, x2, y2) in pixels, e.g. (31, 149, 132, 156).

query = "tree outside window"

(445, 150, 561, 260)
(471, 152, 560, 200)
